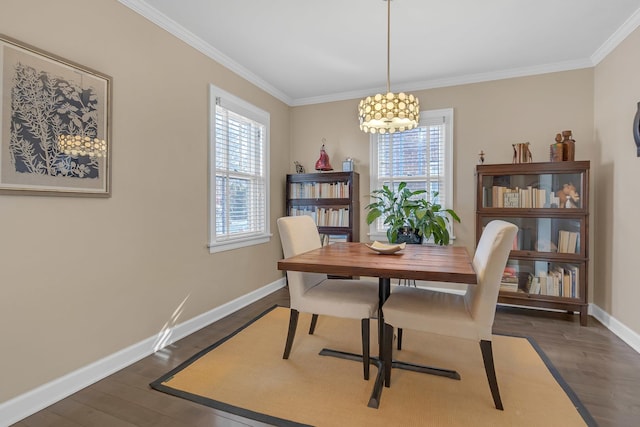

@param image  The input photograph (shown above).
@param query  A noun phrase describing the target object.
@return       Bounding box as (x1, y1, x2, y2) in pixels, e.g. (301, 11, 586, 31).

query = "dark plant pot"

(395, 227, 423, 244)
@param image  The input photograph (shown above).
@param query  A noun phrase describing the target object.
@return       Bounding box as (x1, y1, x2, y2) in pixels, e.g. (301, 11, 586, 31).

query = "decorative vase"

(549, 141, 564, 162)
(561, 130, 575, 161)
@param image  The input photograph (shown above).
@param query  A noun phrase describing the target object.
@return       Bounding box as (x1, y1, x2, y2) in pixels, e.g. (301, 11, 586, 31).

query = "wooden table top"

(278, 242, 477, 284)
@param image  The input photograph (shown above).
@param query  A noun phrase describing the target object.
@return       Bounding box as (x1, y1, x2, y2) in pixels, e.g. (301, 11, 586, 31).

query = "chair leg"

(397, 328, 403, 350)
(480, 340, 503, 410)
(361, 318, 370, 380)
(308, 314, 319, 335)
(283, 309, 299, 359)
(383, 323, 394, 387)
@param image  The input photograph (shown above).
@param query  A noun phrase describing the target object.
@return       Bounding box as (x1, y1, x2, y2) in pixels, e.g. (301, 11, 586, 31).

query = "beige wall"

(291, 70, 596, 257)
(594, 26, 640, 332)
(0, 0, 290, 402)
(2, 0, 639, 410)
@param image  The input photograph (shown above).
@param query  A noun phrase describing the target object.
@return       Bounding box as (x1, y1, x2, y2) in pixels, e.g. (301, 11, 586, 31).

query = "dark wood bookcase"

(475, 161, 590, 325)
(286, 171, 360, 243)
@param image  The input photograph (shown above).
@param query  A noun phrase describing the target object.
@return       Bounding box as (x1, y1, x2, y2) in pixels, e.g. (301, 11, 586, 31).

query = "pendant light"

(358, 0, 419, 134)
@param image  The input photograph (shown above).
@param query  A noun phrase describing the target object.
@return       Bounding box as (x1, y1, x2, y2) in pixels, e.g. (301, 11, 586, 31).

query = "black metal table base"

(391, 360, 461, 380)
(319, 348, 460, 408)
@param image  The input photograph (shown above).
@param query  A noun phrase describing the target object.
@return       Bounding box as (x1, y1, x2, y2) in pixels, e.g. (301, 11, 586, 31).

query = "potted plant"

(365, 182, 461, 245)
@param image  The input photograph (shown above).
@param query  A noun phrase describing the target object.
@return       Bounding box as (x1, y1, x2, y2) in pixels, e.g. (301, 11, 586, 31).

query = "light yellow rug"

(151, 306, 594, 427)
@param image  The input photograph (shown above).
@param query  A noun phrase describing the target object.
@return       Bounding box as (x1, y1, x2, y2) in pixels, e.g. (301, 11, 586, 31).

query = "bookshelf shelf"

(286, 171, 359, 243)
(475, 161, 590, 325)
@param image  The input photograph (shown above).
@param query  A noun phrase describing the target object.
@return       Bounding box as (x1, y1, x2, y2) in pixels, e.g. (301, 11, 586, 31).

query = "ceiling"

(120, 0, 640, 106)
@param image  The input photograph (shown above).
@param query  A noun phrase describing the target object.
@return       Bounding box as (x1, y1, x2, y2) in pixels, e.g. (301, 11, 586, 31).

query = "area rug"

(150, 306, 596, 427)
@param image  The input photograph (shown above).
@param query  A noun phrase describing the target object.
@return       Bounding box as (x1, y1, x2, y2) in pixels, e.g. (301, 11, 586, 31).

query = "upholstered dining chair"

(277, 215, 379, 380)
(381, 220, 518, 409)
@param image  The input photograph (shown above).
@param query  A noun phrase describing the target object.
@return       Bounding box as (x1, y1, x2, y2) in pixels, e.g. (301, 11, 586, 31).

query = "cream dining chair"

(277, 215, 379, 380)
(381, 220, 518, 409)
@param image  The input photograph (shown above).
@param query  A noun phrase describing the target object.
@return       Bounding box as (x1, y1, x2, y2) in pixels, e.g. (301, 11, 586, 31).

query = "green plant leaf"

(366, 209, 382, 225)
(364, 181, 461, 245)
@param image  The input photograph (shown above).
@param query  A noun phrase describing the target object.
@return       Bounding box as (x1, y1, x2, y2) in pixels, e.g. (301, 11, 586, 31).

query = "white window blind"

(209, 85, 270, 253)
(370, 108, 454, 239)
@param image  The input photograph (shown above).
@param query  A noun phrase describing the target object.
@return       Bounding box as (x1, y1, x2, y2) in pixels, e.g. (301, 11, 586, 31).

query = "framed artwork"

(0, 34, 111, 196)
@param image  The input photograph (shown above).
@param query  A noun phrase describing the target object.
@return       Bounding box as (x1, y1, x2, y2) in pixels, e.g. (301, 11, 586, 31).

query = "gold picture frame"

(0, 34, 112, 196)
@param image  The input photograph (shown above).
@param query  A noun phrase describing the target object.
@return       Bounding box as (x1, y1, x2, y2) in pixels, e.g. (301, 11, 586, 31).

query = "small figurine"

(556, 183, 580, 208)
(478, 150, 485, 164)
(294, 161, 305, 174)
(314, 139, 333, 171)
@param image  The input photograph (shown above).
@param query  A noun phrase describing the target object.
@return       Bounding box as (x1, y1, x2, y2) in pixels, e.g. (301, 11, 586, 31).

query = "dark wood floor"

(13, 288, 640, 427)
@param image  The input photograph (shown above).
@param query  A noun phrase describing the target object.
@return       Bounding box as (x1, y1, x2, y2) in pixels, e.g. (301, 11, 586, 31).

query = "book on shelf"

(534, 265, 579, 298)
(527, 276, 541, 295)
(490, 185, 548, 208)
(557, 230, 579, 253)
(500, 266, 519, 292)
(568, 232, 578, 253)
(500, 271, 534, 293)
(500, 282, 519, 292)
(289, 207, 349, 227)
(503, 191, 520, 208)
(537, 271, 548, 295)
(289, 181, 349, 199)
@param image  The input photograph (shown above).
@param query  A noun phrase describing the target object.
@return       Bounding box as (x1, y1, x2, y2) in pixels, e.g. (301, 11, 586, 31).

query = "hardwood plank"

(11, 288, 640, 427)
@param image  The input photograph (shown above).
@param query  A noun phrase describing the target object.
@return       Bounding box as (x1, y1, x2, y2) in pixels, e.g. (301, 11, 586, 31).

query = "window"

(209, 85, 270, 253)
(369, 108, 454, 241)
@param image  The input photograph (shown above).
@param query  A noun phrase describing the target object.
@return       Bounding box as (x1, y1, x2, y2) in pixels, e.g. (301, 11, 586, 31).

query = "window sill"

(208, 233, 272, 253)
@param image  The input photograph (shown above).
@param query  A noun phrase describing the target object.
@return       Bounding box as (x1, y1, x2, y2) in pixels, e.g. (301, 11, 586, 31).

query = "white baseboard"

(0, 278, 286, 427)
(589, 303, 640, 354)
(3, 279, 637, 426)
(411, 283, 640, 356)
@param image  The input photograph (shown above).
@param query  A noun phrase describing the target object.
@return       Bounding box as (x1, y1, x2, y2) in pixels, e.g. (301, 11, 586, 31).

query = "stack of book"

(488, 186, 549, 208)
(289, 182, 349, 199)
(557, 230, 579, 253)
(289, 207, 350, 227)
(500, 266, 519, 292)
(526, 265, 579, 298)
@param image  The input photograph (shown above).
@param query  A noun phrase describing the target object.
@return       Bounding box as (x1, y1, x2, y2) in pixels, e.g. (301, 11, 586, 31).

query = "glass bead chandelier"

(58, 134, 107, 158)
(56, 70, 107, 158)
(358, 0, 419, 134)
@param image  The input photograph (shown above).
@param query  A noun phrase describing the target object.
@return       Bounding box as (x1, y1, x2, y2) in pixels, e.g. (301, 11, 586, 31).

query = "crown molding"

(117, 0, 293, 105)
(291, 59, 594, 107)
(591, 6, 640, 65)
(120, 0, 639, 108)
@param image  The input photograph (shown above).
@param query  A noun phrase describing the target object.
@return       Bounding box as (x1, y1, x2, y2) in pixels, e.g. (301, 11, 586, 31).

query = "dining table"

(277, 241, 477, 408)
